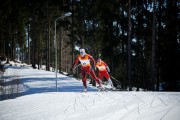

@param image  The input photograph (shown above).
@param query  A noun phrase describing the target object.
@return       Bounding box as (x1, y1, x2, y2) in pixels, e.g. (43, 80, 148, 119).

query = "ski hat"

(97, 58, 102, 64)
(79, 48, 86, 57)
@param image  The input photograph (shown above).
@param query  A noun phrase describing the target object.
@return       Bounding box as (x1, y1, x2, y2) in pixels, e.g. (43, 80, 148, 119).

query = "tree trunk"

(27, 21, 30, 65)
(128, 0, 132, 91)
(31, 9, 37, 69)
(71, 0, 74, 72)
(6, 0, 12, 64)
(152, 0, 157, 91)
(46, 0, 50, 71)
(156, 0, 163, 91)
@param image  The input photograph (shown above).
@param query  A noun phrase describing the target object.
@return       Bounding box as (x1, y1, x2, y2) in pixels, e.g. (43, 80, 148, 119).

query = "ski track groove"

(73, 98, 77, 111)
(119, 93, 157, 120)
(150, 93, 157, 107)
(118, 93, 129, 111)
(119, 102, 140, 120)
(64, 105, 70, 113)
(138, 102, 140, 115)
(76, 93, 89, 111)
(159, 105, 175, 120)
(159, 98, 180, 120)
(157, 96, 168, 106)
(131, 93, 145, 104)
(168, 95, 175, 103)
(93, 98, 96, 104)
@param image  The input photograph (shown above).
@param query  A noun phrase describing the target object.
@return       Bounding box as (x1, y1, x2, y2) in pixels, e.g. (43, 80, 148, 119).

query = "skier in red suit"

(96, 58, 114, 89)
(72, 48, 103, 92)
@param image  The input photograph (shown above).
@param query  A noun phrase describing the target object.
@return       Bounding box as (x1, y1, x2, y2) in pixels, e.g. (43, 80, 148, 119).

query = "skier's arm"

(88, 55, 96, 67)
(106, 66, 110, 72)
(103, 61, 110, 72)
(72, 57, 79, 69)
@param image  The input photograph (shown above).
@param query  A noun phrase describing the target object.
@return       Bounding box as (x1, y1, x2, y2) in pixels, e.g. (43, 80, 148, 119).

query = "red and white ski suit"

(96, 60, 110, 81)
(72, 54, 101, 88)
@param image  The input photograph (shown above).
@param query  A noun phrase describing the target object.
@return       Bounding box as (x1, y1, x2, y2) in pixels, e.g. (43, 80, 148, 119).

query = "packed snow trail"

(0, 92, 180, 120)
(0, 65, 180, 120)
(2, 66, 98, 96)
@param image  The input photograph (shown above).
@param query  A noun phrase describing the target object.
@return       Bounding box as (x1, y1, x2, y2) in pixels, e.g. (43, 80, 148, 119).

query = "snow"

(0, 65, 180, 120)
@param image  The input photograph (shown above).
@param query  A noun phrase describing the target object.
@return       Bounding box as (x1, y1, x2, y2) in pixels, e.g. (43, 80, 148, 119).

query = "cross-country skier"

(96, 58, 115, 89)
(72, 48, 103, 92)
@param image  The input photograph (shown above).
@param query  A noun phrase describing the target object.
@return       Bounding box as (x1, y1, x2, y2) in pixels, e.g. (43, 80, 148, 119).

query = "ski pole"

(73, 64, 81, 69)
(110, 76, 121, 84)
(68, 64, 81, 78)
(71, 64, 81, 76)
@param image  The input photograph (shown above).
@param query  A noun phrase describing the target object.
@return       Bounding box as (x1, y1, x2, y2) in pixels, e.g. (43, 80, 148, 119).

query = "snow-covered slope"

(0, 66, 180, 120)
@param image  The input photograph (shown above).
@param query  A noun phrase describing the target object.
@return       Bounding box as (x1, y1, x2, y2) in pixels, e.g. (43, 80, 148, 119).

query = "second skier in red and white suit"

(96, 58, 114, 89)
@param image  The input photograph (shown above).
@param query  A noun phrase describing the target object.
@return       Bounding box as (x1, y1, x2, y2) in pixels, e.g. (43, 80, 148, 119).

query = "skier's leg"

(108, 78, 114, 87)
(90, 70, 105, 91)
(82, 70, 87, 91)
(103, 71, 114, 87)
(90, 70, 103, 88)
(103, 71, 114, 88)
(98, 72, 103, 84)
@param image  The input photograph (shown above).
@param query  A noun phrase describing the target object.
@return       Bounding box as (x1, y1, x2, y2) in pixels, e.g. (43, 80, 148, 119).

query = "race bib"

(80, 59, 90, 66)
(97, 66, 106, 70)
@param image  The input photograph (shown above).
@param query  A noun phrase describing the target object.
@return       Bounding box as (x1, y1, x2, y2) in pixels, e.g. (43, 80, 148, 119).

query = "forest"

(0, 0, 179, 91)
